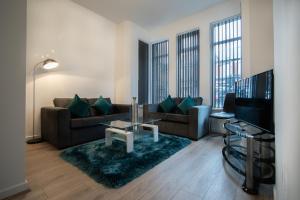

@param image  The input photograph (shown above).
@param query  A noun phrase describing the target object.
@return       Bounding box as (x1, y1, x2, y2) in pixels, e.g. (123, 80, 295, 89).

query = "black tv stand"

(222, 120, 275, 194)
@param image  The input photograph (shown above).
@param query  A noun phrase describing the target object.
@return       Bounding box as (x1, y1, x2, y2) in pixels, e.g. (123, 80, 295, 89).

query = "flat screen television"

(235, 69, 274, 132)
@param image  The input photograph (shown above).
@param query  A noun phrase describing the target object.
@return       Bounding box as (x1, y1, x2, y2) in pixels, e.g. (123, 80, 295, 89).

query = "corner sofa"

(41, 98, 130, 149)
(143, 97, 211, 140)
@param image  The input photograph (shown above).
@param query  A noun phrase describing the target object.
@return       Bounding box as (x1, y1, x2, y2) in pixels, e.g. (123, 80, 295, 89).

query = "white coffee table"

(102, 119, 160, 153)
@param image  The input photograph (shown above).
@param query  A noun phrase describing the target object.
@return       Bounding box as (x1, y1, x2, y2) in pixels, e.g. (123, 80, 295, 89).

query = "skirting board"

(25, 135, 41, 141)
(0, 180, 28, 200)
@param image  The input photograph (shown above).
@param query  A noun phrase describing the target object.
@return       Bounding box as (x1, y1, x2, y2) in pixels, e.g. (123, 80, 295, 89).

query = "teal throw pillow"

(178, 96, 196, 114)
(94, 96, 112, 115)
(159, 95, 177, 113)
(68, 94, 90, 118)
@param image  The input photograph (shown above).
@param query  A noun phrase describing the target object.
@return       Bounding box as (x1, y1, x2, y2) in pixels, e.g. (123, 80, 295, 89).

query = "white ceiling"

(73, 0, 227, 29)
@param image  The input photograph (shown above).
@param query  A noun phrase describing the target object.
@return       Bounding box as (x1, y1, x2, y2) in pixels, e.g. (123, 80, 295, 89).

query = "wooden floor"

(7, 135, 273, 200)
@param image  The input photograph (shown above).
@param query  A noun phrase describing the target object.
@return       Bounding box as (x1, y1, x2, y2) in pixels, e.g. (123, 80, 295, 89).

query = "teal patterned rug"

(60, 132, 191, 188)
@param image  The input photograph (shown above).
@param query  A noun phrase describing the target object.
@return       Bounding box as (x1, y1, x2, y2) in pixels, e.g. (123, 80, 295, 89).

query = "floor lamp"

(27, 58, 59, 144)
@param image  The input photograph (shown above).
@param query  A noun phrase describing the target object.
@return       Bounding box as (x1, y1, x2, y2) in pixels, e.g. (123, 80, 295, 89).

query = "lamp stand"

(27, 62, 43, 144)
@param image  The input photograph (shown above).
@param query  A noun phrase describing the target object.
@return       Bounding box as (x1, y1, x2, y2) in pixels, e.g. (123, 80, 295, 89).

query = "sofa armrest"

(41, 107, 71, 149)
(188, 105, 212, 140)
(112, 104, 131, 114)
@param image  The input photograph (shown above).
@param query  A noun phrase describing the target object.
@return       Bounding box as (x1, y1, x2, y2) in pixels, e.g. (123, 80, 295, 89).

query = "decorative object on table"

(138, 104, 143, 122)
(131, 97, 138, 123)
(27, 58, 59, 144)
(60, 132, 191, 188)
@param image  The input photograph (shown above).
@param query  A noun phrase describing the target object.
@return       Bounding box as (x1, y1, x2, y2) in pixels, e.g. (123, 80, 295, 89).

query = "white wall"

(115, 21, 150, 103)
(241, 0, 274, 77)
(273, 0, 300, 199)
(0, 0, 28, 199)
(26, 0, 118, 137)
(149, 0, 241, 105)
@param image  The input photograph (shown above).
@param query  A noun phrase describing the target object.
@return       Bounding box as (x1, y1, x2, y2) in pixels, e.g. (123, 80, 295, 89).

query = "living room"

(0, 0, 299, 200)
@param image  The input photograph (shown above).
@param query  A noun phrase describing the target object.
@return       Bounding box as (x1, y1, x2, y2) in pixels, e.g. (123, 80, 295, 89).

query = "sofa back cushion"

(54, 98, 87, 108)
(68, 95, 91, 118)
(87, 98, 112, 105)
(177, 96, 196, 114)
(157, 97, 203, 113)
(53, 97, 112, 117)
(93, 96, 112, 115)
(159, 95, 177, 113)
(54, 98, 111, 107)
(88, 98, 112, 116)
(172, 97, 203, 106)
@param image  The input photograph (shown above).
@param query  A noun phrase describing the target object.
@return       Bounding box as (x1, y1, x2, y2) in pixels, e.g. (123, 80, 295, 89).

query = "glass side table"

(222, 120, 275, 194)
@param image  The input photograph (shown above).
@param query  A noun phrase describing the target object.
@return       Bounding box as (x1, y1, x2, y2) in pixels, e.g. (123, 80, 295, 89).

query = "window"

(177, 30, 200, 97)
(211, 15, 242, 108)
(151, 40, 169, 103)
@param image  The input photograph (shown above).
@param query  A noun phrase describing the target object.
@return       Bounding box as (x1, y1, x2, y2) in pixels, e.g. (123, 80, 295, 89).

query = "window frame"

(210, 15, 242, 109)
(150, 39, 169, 104)
(176, 29, 200, 98)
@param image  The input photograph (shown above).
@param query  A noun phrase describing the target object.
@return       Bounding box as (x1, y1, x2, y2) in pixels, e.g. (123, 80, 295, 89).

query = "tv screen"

(235, 70, 274, 132)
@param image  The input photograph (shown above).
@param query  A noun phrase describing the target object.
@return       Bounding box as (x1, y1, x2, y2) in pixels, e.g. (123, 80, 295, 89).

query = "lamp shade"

(42, 59, 59, 70)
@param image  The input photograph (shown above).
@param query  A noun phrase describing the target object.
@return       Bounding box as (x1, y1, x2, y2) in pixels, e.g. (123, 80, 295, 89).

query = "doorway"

(138, 40, 149, 104)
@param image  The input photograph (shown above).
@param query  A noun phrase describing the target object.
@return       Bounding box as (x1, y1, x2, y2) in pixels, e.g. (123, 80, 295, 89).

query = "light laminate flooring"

(7, 135, 273, 200)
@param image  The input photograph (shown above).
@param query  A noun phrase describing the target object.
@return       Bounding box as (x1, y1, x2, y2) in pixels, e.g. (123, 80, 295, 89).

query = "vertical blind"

(177, 30, 200, 98)
(211, 15, 242, 108)
(151, 40, 169, 103)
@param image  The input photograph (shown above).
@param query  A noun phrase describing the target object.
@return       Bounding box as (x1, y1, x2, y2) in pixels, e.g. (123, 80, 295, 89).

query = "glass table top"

(99, 118, 161, 130)
(224, 120, 275, 141)
(225, 121, 263, 136)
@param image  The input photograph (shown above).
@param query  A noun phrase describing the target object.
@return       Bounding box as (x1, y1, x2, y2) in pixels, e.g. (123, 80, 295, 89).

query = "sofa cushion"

(191, 97, 202, 105)
(71, 116, 106, 128)
(89, 98, 112, 116)
(178, 96, 196, 114)
(87, 98, 111, 105)
(68, 95, 90, 118)
(163, 113, 189, 123)
(159, 95, 177, 113)
(94, 96, 112, 115)
(71, 113, 130, 128)
(172, 97, 203, 106)
(144, 112, 188, 123)
(54, 97, 112, 117)
(172, 98, 183, 105)
(53, 98, 111, 108)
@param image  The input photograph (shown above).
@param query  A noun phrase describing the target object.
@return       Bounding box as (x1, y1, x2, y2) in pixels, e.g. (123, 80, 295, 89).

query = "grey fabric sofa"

(41, 98, 130, 149)
(143, 97, 211, 140)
